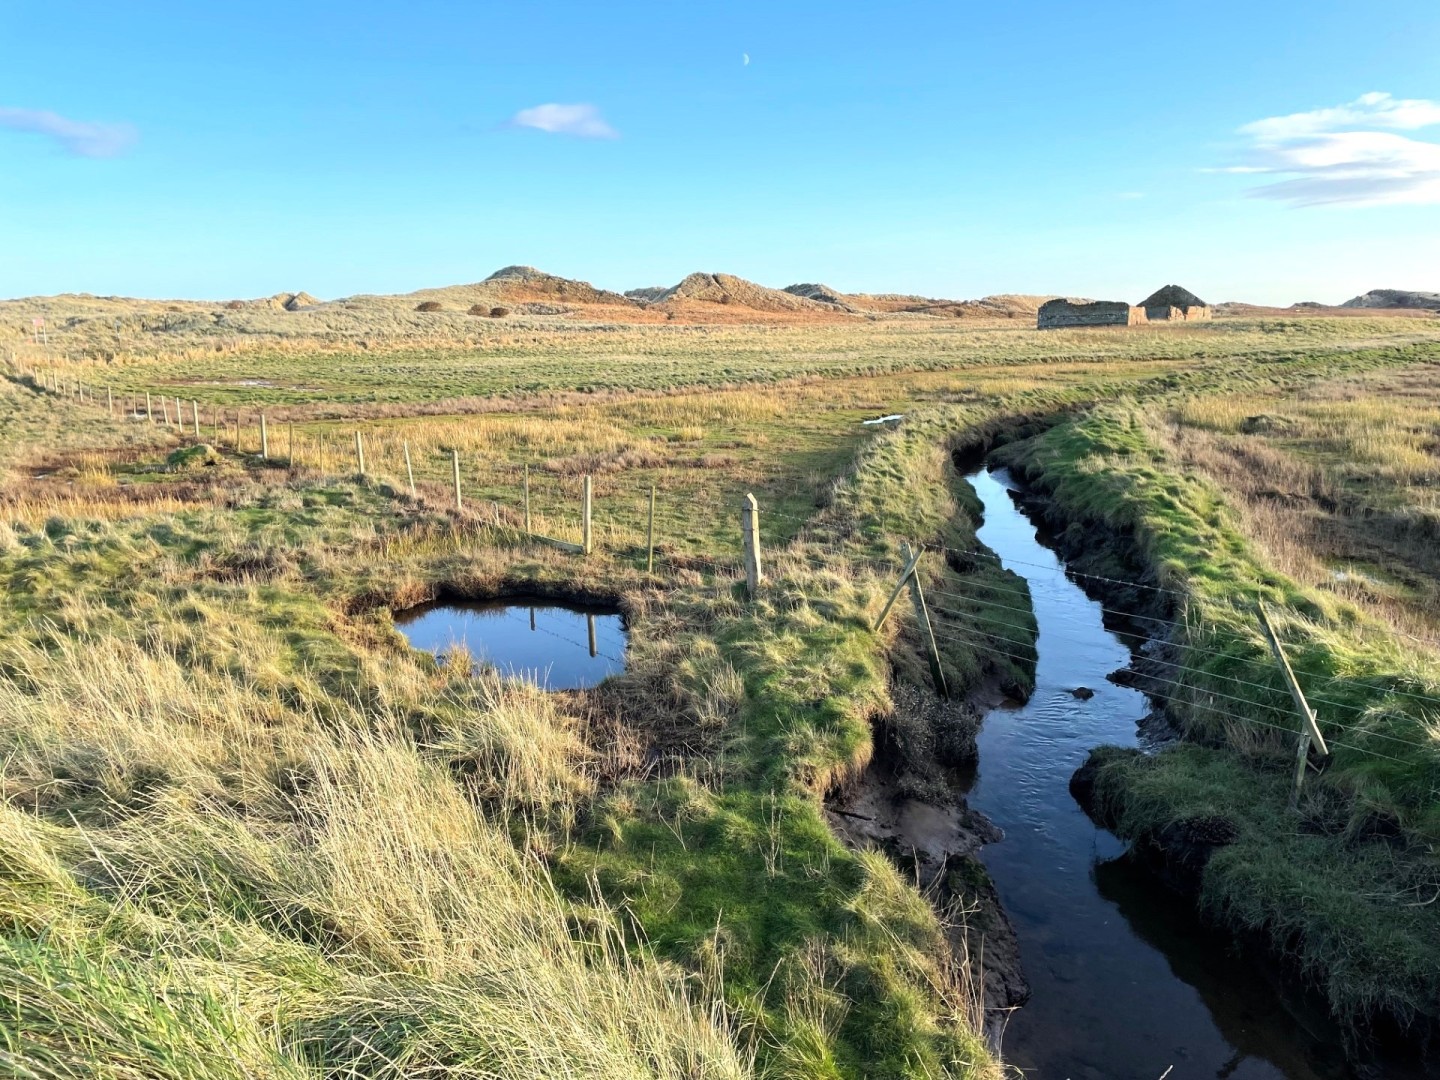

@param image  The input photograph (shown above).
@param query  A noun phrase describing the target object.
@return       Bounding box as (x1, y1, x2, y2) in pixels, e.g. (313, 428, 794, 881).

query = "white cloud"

(507, 103, 617, 139)
(1241, 92, 1440, 141)
(0, 106, 137, 157)
(1223, 92, 1440, 207)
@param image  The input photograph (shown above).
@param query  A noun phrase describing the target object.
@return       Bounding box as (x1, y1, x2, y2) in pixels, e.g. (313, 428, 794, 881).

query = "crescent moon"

(742, 53, 750, 66)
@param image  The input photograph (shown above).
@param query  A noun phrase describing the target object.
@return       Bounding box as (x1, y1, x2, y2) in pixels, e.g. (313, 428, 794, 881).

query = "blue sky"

(2, 1, 1438, 304)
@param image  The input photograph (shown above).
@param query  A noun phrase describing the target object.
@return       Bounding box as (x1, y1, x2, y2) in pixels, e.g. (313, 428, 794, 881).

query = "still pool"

(395, 597, 627, 690)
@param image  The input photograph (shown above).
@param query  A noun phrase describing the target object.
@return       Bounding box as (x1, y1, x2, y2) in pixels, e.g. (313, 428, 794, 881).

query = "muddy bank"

(991, 445, 1439, 1075)
(827, 682, 1028, 1044)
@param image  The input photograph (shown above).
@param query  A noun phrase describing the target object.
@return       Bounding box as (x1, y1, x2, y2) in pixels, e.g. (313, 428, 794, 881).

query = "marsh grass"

(4, 319, 1440, 1074)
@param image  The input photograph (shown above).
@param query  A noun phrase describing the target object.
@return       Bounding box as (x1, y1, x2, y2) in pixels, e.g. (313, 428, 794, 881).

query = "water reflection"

(395, 596, 627, 690)
(966, 467, 1354, 1079)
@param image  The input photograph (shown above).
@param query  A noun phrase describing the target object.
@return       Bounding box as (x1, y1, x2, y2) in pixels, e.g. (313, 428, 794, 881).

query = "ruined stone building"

(1037, 285, 1210, 328)
(1139, 284, 1211, 322)
(1036, 298, 1145, 328)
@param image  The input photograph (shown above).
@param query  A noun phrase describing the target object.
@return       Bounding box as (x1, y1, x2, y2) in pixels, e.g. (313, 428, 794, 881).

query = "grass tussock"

(3, 316, 1440, 1074)
(0, 627, 754, 1080)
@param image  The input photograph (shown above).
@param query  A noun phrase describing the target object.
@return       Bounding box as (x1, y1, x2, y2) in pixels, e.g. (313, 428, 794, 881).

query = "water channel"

(395, 596, 627, 690)
(964, 467, 1355, 1080)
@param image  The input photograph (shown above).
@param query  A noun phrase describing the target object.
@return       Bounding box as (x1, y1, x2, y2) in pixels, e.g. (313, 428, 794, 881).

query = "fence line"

(15, 376, 1440, 774)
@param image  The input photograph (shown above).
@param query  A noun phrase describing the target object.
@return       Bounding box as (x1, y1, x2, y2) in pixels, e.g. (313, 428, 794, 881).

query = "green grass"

(4, 319, 1440, 1075)
(1084, 744, 1440, 1028)
(994, 403, 1440, 836)
(22, 315, 1440, 410)
(994, 401, 1440, 1033)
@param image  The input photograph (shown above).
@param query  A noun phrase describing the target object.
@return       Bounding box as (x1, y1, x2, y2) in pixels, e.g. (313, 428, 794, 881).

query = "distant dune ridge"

(1, 269, 1434, 347)
(1341, 289, 1440, 312)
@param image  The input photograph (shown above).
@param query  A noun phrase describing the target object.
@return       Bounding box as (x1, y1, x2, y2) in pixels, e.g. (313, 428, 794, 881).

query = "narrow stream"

(965, 467, 1351, 1080)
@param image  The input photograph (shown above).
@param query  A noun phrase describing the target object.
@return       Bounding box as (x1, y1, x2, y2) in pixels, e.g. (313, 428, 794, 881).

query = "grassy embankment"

(5, 321, 1440, 1075)
(994, 393, 1440, 1033)
(0, 358, 1048, 1078)
(1161, 361, 1440, 642)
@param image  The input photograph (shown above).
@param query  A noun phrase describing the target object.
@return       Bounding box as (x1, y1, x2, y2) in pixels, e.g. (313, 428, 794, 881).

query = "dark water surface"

(965, 468, 1352, 1080)
(395, 597, 627, 689)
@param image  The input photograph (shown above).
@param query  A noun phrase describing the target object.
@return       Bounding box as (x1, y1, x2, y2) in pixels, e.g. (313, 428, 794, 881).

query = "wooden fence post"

(646, 483, 656, 573)
(235, 412, 242, 451)
(260, 413, 270, 459)
(161, 398, 171, 425)
(288, 423, 295, 468)
(902, 543, 949, 698)
(107, 387, 114, 417)
(874, 546, 926, 631)
(523, 464, 531, 533)
(192, 401, 200, 438)
(582, 475, 593, 555)
(1257, 602, 1329, 807)
(741, 492, 762, 596)
(355, 431, 366, 477)
(145, 392, 153, 423)
(403, 441, 416, 496)
(451, 449, 462, 509)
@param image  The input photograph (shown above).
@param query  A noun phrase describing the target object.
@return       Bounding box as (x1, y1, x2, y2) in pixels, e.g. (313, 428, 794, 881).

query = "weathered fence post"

(403, 441, 416, 496)
(451, 449, 462, 509)
(288, 423, 295, 468)
(144, 391, 152, 423)
(582, 475, 593, 555)
(260, 413, 270, 459)
(235, 412, 242, 451)
(107, 387, 114, 417)
(646, 483, 656, 574)
(741, 492, 763, 596)
(523, 464, 531, 533)
(355, 431, 366, 477)
(902, 543, 949, 698)
(1257, 602, 1329, 807)
(161, 398, 171, 425)
(192, 401, 200, 438)
(873, 546, 926, 631)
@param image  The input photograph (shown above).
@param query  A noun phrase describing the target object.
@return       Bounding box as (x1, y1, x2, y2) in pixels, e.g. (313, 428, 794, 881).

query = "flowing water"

(965, 467, 1355, 1080)
(395, 596, 627, 690)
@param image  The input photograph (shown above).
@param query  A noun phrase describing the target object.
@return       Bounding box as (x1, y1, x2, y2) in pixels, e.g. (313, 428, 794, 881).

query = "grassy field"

(3, 312, 1440, 1076)
(14, 314, 1440, 410)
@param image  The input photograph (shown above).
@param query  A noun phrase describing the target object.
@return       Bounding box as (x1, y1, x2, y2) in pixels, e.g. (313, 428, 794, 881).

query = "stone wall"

(1037, 299, 1147, 329)
(1144, 304, 1212, 322)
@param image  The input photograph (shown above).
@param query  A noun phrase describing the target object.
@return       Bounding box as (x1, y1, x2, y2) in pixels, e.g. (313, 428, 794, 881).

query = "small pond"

(395, 596, 628, 690)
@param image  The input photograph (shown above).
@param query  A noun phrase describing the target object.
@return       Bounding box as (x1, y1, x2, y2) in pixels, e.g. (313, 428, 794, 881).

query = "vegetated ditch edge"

(984, 422, 1440, 1071)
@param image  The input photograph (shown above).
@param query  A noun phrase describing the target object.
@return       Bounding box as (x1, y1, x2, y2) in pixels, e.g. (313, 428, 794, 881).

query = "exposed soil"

(999, 454, 1440, 1074)
(827, 681, 1029, 1049)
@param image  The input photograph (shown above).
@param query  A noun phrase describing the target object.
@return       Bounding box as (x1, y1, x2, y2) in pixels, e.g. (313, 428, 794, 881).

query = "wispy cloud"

(1222, 92, 1440, 207)
(506, 103, 617, 139)
(0, 106, 137, 157)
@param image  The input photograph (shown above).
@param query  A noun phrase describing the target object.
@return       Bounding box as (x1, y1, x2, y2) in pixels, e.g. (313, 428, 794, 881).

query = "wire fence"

(19, 370, 1440, 780)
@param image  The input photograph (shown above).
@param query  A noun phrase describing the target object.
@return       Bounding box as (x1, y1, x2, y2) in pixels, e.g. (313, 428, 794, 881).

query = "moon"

(742, 53, 750, 66)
